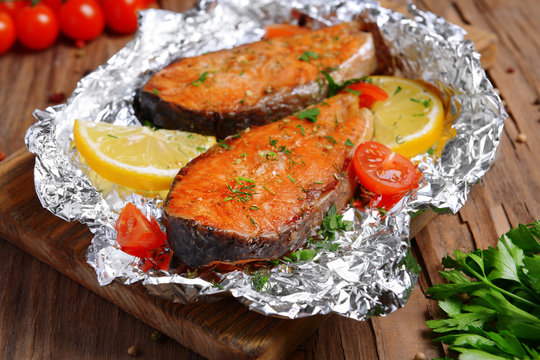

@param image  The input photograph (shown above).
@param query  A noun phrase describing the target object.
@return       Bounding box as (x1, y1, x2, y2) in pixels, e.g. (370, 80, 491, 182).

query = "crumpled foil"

(25, 0, 506, 320)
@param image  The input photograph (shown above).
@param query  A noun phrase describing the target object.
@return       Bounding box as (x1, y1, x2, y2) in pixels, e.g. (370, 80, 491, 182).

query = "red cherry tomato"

(353, 141, 418, 196)
(58, 0, 105, 41)
(343, 82, 389, 108)
(115, 202, 167, 259)
(0, 12, 16, 54)
(102, 0, 145, 34)
(41, 0, 63, 13)
(0, 1, 28, 20)
(15, 4, 59, 50)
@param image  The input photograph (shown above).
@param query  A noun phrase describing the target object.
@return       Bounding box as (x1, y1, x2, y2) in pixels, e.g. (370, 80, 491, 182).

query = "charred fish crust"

(136, 21, 377, 138)
(164, 94, 372, 268)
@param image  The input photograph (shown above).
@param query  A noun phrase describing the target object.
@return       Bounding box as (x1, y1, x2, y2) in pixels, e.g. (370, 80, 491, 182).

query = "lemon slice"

(369, 76, 445, 158)
(73, 120, 216, 190)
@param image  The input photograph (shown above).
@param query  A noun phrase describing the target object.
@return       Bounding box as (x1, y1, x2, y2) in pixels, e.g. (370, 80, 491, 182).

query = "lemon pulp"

(369, 76, 445, 158)
(73, 120, 216, 191)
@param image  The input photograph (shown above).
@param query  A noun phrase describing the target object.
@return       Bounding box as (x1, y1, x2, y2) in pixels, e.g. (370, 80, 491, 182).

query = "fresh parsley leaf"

(299, 51, 319, 63)
(296, 107, 320, 123)
(191, 71, 209, 86)
(344, 138, 354, 147)
(251, 270, 269, 291)
(321, 71, 363, 98)
(426, 222, 540, 359)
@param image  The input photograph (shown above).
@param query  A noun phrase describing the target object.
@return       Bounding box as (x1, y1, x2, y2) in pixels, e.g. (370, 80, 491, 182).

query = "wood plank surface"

(0, 1, 538, 359)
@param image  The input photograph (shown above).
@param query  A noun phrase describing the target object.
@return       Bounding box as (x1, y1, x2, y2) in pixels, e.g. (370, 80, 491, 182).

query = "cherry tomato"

(58, 0, 105, 41)
(264, 24, 309, 39)
(102, 0, 145, 34)
(15, 4, 58, 50)
(0, 1, 28, 20)
(41, 0, 63, 13)
(0, 12, 16, 54)
(115, 202, 167, 258)
(353, 141, 418, 196)
(343, 82, 389, 108)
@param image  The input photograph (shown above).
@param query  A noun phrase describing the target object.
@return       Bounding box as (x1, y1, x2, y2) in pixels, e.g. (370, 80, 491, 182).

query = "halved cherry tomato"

(58, 0, 105, 41)
(343, 82, 389, 108)
(115, 202, 166, 258)
(102, 0, 145, 34)
(15, 3, 59, 50)
(353, 141, 418, 196)
(264, 23, 309, 39)
(0, 12, 16, 54)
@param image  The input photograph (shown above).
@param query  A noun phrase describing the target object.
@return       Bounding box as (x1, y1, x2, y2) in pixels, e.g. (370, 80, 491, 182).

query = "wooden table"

(0, 0, 538, 359)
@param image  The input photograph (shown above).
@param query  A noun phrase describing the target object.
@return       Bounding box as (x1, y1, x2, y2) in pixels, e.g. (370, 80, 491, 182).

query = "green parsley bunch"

(426, 222, 540, 359)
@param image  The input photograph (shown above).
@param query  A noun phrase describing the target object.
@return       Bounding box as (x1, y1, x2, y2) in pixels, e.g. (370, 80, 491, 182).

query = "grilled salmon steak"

(164, 92, 374, 267)
(137, 21, 376, 138)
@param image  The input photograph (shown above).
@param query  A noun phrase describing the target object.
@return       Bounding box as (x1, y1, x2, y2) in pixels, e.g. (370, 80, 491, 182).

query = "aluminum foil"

(24, 0, 506, 320)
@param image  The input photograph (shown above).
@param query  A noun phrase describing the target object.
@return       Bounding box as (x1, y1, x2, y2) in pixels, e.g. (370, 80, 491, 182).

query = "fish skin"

(137, 21, 376, 138)
(164, 92, 373, 267)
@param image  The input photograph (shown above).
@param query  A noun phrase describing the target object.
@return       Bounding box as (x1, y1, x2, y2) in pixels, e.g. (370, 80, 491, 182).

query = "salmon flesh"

(137, 21, 376, 138)
(164, 93, 374, 267)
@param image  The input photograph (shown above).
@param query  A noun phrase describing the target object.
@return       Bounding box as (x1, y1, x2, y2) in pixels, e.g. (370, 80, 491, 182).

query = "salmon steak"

(164, 92, 374, 267)
(137, 21, 376, 138)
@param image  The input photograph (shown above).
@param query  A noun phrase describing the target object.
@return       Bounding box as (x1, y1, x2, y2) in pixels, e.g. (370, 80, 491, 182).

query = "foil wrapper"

(25, 0, 506, 320)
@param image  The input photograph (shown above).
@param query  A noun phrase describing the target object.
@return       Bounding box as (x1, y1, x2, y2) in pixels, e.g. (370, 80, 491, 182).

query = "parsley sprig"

(426, 221, 540, 360)
(282, 205, 353, 262)
(322, 71, 365, 97)
(296, 107, 320, 123)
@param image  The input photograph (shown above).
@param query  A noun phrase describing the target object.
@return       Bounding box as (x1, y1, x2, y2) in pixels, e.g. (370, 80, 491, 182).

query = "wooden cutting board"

(0, 148, 435, 359)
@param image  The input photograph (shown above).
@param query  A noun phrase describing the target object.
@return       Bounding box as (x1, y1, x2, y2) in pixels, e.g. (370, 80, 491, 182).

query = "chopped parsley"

(344, 138, 354, 147)
(191, 71, 209, 86)
(296, 124, 305, 136)
(296, 107, 320, 123)
(345, 88, 362, 96)
(325, 135, 337, 145)
(152, 88, 159, 95)
(298, 51, 319, 63)
(268, 136, 278, 147)
(410, 97, 431, 108)
(394, 85, 402, 95)
(218, 140, 231, 150)
(287, 174, 296, 183)
(107, 134, 118, 139)
(224, 178, 257, 203)
(196, 146, 207, 151)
